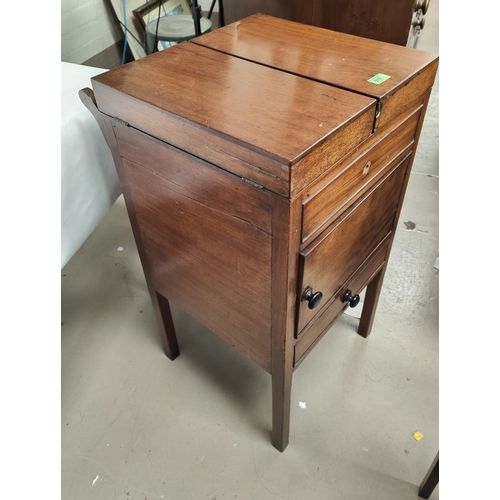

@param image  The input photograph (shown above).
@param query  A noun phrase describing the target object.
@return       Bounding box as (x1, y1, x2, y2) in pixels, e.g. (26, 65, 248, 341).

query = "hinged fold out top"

(91, 42, 376, 198)
(193, 14, 439, 131)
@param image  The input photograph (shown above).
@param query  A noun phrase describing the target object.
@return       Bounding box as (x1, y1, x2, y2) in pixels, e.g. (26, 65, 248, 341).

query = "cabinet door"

(295, 239, 389, 365)
(296, 153, 412, 336)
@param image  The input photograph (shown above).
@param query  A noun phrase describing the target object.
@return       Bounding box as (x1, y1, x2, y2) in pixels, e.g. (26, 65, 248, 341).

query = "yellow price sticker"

(413, 431, 424, 441)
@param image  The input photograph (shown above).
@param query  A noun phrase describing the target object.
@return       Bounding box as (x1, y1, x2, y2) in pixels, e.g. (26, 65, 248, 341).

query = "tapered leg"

(358, 267, 385, 338)
(152, 292, 179, 360)
(270, 196, 300, 452)
(418, 452, 439, 499)
(78, 91, 181, 360)
(271, 358, 293, 452)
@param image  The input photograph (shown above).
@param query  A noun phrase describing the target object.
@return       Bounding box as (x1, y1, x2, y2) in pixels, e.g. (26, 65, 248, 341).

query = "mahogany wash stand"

(80, 14, 438, 452)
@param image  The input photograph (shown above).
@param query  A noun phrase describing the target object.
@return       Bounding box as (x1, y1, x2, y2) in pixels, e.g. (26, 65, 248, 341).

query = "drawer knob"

(302, 287, 323, 310)
(342, 289, 360, 308)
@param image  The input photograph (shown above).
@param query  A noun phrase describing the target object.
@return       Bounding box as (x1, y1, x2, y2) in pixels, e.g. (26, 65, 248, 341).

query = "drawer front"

(296, 153, 411, 335)
(302, 108, 421, 243)
(294, 239, 389, 366)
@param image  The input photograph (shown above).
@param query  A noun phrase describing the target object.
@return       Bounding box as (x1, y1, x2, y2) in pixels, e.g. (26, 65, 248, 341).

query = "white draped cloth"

(61, 62, 121, 269)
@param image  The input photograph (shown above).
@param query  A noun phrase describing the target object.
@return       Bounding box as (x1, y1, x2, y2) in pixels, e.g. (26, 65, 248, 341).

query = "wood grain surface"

(194, 14, 438, 101)
(301, 109, 421, 242)
(116, 123, 274, 372)
(270, 196, 302, 451)
(81, 16, 438, 451)
(222, 0, 419, 46)
(92, 41, 376, 194)
(79, 89, 181, 360)
(296, 155, 411, 333)
(294, 238, 389, 365)
(116, 124, 273, 234)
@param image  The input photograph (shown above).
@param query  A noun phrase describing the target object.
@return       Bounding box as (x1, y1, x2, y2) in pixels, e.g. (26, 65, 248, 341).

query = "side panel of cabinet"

(116, 124, 274, 372)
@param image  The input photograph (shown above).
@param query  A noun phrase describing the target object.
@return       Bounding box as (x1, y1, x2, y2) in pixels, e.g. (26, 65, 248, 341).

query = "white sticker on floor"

(117, 246, 124, 252)
(299, 401, 307, 409)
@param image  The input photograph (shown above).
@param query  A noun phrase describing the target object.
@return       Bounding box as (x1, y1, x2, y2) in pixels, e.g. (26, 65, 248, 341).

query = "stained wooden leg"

(152, 291, 179, 360)
(79, 89, 180, 361)
(270, 195, 300, 452)
(418, 452, 439, 499)
(358, 267, 385, 338)
(271, 359, 293, 452)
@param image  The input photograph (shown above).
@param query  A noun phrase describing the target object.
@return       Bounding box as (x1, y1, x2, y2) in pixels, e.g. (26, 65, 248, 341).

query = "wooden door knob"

(412, 18, 426, 29)
(342, 289, 360, 308)
(302, 287, 323, 310)
(414, 0, 430, 14)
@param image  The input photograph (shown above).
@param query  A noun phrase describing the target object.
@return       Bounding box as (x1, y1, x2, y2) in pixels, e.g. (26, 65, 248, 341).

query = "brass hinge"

(372, 101, 383, 132)
(113, 116, 130, 127)
(242, 177, 264, 189)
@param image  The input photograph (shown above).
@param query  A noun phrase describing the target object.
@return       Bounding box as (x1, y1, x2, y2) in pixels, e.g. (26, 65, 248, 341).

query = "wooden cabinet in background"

(223, 0, 430, 46)
(81, 14, 438, 451)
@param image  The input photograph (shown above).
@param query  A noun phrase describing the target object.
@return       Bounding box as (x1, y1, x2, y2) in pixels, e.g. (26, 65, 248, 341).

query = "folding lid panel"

(193, 14, 439, 129)
(91, 41, 376, 195)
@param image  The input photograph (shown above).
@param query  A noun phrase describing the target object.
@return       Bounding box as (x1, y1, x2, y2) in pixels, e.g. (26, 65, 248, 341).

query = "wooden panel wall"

(223, 0, 415, 46)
